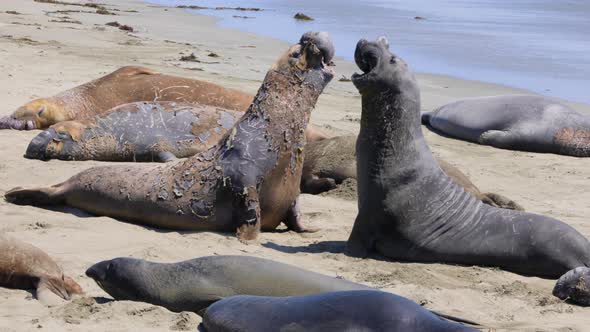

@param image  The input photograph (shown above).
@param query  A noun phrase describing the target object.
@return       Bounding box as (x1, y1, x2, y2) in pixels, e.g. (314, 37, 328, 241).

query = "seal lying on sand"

(347, 37, 590, 279)
(199, 290, 477, 332)
(25, 102, 242, 162)
(302, 135, 522, 210)
(553, 267, 590, 306)
(6, 32, 335, 240)
(0, 66, 253, 130)
(0, 233, 83, 304)
(421, 95, 590, 157)
(85, 255, 477, 326)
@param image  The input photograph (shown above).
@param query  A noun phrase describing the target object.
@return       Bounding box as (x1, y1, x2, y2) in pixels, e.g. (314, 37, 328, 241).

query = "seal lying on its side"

(85, 255, 477, 326)
(199, 291, 477, 332)
(421, 95, 590, 157)
(6, 32, 335, 240)
(553, 267, 590, 306)
(25, 102, 242, 162)
(347, 37, 590, 280)
(0, 66, 253, 130)
(0, 233, 83, 304)
(302, 135, 523, 210)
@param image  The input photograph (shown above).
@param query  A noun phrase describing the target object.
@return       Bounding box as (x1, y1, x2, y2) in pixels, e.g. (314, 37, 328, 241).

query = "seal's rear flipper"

(480, 192, 524, 211)
(421, 112, 433, 125)
(5, 186, 65, 206)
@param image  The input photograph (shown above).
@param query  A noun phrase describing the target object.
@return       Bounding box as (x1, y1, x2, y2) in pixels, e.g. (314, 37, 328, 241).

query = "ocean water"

(148, 0, 590, 104)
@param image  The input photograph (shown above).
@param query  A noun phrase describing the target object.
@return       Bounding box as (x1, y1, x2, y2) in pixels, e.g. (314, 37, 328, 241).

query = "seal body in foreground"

(421, 95, 590, 157)
(0, 233, 83, 303)
(348, 37, 590, 279)
(0, 66, 253, 130)
(199, 290, 476, 332)
(302, 135, 522, 210)
(25, 102, 241, 162)
(6, 32, 335, 240)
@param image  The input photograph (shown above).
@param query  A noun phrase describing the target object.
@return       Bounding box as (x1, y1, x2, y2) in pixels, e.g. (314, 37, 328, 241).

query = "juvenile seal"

(6, 32, 335, 240)
(85, 255, 477, 326)
(347, 37, 590, 279)
(553, 267, 590, 306)
(0, 66, 254, 130)
(421, 95, 590, 157)
(0, 233, 83, 304)
(302, 135, 523, 210)
(199, 290, 477, 332)
(25, 102, 242, 162)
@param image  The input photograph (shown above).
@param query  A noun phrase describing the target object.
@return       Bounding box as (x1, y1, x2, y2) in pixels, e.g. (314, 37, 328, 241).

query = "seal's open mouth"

(298, 31, 335, 76)
(351, 39, 381, 82)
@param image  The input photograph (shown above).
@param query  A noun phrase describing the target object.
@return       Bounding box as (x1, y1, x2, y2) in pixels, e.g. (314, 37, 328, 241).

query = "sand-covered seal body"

(6, 32, 335, 240)
(302, 135, 522, 210)
(25, 102, 241, 162)
(0, 233, 83, 303)
(553, 267, 590, 306)
(200, 290, 477, 332)
(85, 255, 371, 314)
(0, 65, 253, 130)
(347, 37, 590, 279)
(422, 95, 590, 157)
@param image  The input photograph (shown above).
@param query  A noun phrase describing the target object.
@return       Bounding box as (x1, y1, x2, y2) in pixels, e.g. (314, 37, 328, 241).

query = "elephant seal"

(85, 255, 477, 326)
(25, 102, 242, 162)
(553, 267, 590, 306)
(421, 95, 590, 157)
(347, 37, 590, 279)
(302, 135, 523, 210)
(199, 290, 477, 332)
(0, 233, 83, 304)
(6, 32, 335, 240)
(0, 65, 254, 130)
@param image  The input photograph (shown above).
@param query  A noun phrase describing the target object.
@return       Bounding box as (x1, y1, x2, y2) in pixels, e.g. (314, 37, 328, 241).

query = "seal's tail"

(421, 111, 432, 125)
(4, 185, 65, 206)
(480, 192, 524, 211)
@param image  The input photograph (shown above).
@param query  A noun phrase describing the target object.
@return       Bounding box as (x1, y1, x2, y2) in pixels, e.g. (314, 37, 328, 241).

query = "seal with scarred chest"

(6, 32, 335, 241)
(347, 37, 590, 280)
(421, 95, 590, 157)
(0, 233, 83, 304)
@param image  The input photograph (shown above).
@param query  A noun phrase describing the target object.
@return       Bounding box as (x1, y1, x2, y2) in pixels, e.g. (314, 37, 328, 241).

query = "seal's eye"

(37, 106, 46, 117)
(390, 56, 397, 64)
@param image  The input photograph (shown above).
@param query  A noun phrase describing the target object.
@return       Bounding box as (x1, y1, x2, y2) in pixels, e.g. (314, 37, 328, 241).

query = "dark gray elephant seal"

(302, 135, 523, 210)
(85, 255, 477, 326)
(6, 32, 335, 241)
(421, 95, 590, 157)
(199, 290, 477, 332)
(553, 267, 590, 306)
(25, 102, 241, 162)
(347, 37, 590, 279)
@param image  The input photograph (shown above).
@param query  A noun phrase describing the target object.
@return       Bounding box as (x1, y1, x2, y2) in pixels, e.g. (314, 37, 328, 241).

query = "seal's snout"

(25, 129, 55, 160)
(354, 40, 381, 74)
(0, 115, 36, 130)
(85, 262, 108, 282)
(300, 31, 335, 69)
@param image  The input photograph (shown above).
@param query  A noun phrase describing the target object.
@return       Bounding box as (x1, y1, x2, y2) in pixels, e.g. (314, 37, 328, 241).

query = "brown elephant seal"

(301, 135, 523, 210)
(85, 255, 478, 327)
(25, 102, 242, 162)
(421, 95, 590, 157)
(6, 31, 335, 241)
(347, 37, 590, 279)
(0, 233, 83, 304)
(199, 291, 477, 332)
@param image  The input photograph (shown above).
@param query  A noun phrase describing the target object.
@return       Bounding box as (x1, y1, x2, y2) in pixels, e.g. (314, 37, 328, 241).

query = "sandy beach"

(1, 1, 590, 331)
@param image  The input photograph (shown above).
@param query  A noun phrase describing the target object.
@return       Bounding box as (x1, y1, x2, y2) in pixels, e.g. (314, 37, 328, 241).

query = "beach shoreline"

(1, 0, 590, 331)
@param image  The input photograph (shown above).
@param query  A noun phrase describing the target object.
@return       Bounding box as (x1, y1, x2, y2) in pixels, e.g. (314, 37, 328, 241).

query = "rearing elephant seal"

(199, 291, 477, 332)
(0, 66, 253, 130)
(347, 37, 590, 279)
(25, 102, 242, 162)
(421, 95, 590, 157)
(6, 32, 335, 241)
(0, 233, 83, 304)
(85, 255, 477, 326)
(302, 135, 523, 210)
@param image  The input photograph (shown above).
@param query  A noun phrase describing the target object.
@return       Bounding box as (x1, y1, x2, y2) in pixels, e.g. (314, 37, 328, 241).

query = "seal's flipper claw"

(156, 151, 178, 163)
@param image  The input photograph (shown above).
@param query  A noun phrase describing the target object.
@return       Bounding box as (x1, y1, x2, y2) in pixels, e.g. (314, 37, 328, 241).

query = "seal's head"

(85, 258, 147, 301)
(351, 37, 417, 98)
(0, 99, 67, 130)
(25, 121, 87, 160)
(272, 31, 335, 90)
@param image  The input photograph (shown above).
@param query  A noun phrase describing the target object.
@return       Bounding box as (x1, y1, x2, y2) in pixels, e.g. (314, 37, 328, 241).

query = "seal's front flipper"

(36, 277, 68, 306)
(5, 185, 64, 206)
(478, 130, 517, 149)
(234, 186, 261, 243)
(284, 197, 319, 233)
(481, 192, 524, 211)
(346, 216, 374, 258)
(156, 151, 178, 163)
(300, 176, 337, 194)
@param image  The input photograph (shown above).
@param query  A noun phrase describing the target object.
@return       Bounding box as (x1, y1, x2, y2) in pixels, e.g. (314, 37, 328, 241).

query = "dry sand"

(1, 1, 589, 331)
